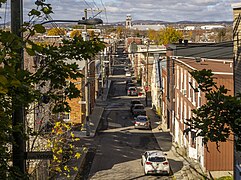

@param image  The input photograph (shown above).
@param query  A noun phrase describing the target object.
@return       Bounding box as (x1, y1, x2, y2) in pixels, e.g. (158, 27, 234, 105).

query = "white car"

(141, 150, 170, 175)
(125, 71, 131, 77)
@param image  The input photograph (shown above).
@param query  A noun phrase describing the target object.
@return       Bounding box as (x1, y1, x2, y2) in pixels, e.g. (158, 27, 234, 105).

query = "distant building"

(132, 24, 165, 31)
(200, 25, 225, 30)
(184, 26, 195, 30)
(126, 14, 132, 29)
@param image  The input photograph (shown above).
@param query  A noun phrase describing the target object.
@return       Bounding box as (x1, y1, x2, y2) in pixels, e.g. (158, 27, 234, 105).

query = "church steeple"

(126, 14, 132, 29)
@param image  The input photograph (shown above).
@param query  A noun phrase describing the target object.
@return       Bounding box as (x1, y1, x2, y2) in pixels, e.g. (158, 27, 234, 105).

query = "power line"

(100, 0, 108, 23)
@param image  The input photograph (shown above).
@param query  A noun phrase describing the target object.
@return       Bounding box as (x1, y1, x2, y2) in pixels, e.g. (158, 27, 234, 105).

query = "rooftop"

(176, 58, 233, 74)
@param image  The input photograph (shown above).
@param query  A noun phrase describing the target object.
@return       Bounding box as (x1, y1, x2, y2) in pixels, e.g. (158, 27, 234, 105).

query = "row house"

(173, 58, 233, 177)
(158, 41, 234, 177)
(232, 3, 241, 179)
(126, 39, 166, 93)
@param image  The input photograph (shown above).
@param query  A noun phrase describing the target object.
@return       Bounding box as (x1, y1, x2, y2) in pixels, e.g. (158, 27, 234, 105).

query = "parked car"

(126, 79, 133, 85)
(132, 104, 146, 118)
(134, 115, 151, 129)
(130, 100, 141, 112)
(127, 87, 138, 96)
(125, 71, 131, 77)
(126, 82, 135, 90)
(141, 150, 170, 175)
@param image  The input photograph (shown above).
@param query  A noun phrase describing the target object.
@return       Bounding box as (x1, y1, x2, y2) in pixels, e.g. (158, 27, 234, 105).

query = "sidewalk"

(146, 107, 208, 180)
(57, 80, 111, 180)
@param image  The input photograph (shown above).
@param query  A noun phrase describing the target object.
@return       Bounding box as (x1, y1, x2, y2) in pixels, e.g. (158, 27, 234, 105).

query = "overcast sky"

(0, 0, 240, 24)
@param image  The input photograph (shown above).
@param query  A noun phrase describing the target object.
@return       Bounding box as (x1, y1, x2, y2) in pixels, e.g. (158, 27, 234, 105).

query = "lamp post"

(145, 39, 150, 106)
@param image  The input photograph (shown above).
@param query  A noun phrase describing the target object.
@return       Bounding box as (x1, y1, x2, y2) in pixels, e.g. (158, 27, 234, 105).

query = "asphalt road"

(83, 50, 173, 180)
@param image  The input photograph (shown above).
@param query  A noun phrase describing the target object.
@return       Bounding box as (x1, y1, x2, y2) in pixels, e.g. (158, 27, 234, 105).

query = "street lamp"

(40, 18, 103, 25)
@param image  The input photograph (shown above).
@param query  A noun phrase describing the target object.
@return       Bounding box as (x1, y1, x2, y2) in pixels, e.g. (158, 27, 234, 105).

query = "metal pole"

(101, 52, 104, 89)
(84, 9, 90, 136)
(108, 51, 111, 76)
(145, 41, 149, 106)
(11, 0, 26, 175)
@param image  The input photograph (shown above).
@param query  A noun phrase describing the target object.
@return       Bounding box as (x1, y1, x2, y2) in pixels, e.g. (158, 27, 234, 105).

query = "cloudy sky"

(0, 0, 240, 24)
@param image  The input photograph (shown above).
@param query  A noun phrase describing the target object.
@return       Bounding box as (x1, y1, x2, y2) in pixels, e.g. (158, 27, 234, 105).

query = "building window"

(180, 67, 183, 90)
(176, 94, 179, 117)
(198, 90, 201, 107)
(188, 74, 192, 99)
(191, 131, 196, 148)
(192, 79, 196, 105)
(184, 70, 187, 91)
(176, 66, 179, 89)
(63, 112, 70, 122)
(180, 97, 183, 123)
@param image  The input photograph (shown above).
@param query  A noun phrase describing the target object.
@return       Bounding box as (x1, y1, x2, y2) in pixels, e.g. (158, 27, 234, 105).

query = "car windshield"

(148, 156, 166, 162)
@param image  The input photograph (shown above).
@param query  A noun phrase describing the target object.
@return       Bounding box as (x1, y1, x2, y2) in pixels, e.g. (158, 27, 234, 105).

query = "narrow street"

(81, 45, 175, 180)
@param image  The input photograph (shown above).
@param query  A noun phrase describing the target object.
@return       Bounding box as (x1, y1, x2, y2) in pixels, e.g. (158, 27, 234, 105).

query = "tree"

(184, 69, 241, 150)
(148, 29, 159, 45)
(0, 1, 104, 179)
(70, 29, 82, 38)
(47, 27, 66, 36)
(158, 27, 183, 45)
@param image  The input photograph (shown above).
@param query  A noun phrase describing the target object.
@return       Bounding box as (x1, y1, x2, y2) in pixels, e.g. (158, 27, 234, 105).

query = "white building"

(200, 25, 225, 30)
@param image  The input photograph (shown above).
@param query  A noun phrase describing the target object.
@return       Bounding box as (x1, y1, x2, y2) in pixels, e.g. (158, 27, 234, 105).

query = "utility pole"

(84, 9, 90, 136)
(145, 40, 149, 106)
(11, 0, 26, 175)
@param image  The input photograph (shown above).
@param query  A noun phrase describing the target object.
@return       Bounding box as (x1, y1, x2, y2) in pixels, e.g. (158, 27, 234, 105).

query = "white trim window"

(63, 112, 70, 122)
(188, 73, 192, 100)
(180, 67, 183, 91)
(192, 79, 196, 106)
(176, 66, 179, 89)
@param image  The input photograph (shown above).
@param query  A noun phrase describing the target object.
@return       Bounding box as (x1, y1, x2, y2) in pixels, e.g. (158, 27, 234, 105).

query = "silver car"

(134, 115, 151, 129)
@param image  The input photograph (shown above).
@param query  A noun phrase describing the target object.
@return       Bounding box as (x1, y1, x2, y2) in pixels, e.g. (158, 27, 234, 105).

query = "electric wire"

(3, 0, 8, 29)
(92, 0, 99, 10)
(100, 0, 108, 24)
(83, 0, 94, 17)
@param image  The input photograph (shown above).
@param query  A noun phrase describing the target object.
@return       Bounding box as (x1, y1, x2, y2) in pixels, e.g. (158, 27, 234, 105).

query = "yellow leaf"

(72, 166, 78, 171)
(53, 155, 58, 161)
(74, 152, 81, 159)
(70, 132, 75, 138)
(64, 165, 68, 171)
(55, 166, 61, 172)
(57, 148, 63, 155)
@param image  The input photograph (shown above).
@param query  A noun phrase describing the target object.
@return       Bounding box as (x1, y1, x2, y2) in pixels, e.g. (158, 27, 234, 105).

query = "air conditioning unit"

(182, 89, 187, 95)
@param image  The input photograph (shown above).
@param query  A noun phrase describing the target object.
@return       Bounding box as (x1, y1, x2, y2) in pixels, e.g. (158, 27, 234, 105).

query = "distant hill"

(111, 20, 232, 26)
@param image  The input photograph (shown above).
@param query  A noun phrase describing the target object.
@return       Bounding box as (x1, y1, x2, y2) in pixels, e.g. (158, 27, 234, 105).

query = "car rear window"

(129, 87, 136, 90)
(149, 157, 166, 162)
(137, 117, 147, 122)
